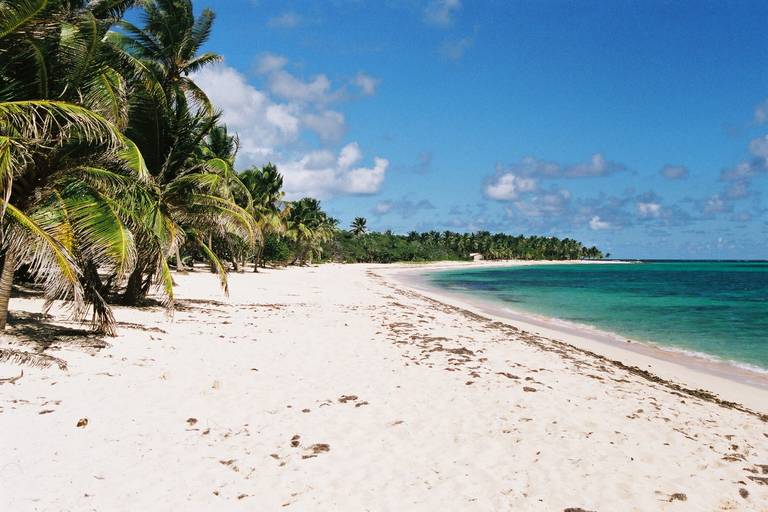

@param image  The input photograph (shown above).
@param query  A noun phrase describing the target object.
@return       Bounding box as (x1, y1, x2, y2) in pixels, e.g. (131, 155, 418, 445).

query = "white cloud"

(484, 172, 537, 200)
(255, 53, 288, 74)
(512, 189, 571, 217)
(637, 201, 662, 218)
(193, 62, 347, 158)
(302, 110, 346, 142)
(424, 0, 461, 26)
(703, 195, 731, 214)
(192, 63, 301, 163)
(267, 11, 302, 29)
(492, 154, 624, 181)
(353, 73, 379, 96)
(660, 164, 689, 180)
(566, 153, 621, 177)
(589, 216, 611, 230)
(193, 62, 388, 199)
(748, 135, 768, 160)
(280, 143, 388, 199)
(374, 201, 394, 215)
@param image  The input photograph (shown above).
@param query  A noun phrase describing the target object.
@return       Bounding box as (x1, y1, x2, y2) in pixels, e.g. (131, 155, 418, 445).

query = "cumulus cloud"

(512, 189, 571, 218)
(302, 110, 346, 142)
(702, 194, 732, 215)
(566, 153, 625, 177)
(491, 154, 625, 183)
(193, 63, 301, 163)
(193, 62, 389, 198)
(255, 53, 342, 104)
(353, 73, 379, 96)
(660, 164, 689, 180)
(748, 135, 768, 161)
(589, 216, 612, 230)
(280, 143, 388, 199)
(637, 201, 662, 218)
(424, 0, 461, 26)
(484, 172, 537, 200)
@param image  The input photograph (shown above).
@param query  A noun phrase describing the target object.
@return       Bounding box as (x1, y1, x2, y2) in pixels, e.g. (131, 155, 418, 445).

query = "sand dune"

(1, 263, 767, 511)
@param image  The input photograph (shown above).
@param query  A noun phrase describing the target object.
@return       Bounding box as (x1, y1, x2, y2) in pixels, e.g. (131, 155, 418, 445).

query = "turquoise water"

(428, 262, 768, 370)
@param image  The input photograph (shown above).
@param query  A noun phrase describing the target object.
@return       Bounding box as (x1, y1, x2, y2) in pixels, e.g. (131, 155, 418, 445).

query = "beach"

(1, 262, 767, 511)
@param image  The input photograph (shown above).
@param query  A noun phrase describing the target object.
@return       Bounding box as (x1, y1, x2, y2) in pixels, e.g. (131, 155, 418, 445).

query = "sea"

(427, 261, 768, 372)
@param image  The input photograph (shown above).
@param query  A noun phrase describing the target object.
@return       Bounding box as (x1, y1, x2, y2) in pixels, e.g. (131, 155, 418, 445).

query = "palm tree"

(0, 100, 144, 331)
(350, 217, 367, 236)
(0, 0, 149, 333)
(286, 198, 337, 266)
(115, 0, 257, 304)
(240, 163, 286, 272)
(113, 0, 221, 111)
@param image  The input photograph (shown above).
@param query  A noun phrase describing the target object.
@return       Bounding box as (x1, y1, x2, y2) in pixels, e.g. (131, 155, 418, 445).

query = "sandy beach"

(1, 262, 767, 511)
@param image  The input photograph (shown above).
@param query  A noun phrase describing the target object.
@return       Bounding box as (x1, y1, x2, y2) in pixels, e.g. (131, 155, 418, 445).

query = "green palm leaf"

(0, 0, 47, 39)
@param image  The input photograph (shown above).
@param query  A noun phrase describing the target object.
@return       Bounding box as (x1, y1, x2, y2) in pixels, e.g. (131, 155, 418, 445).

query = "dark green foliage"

(326, 230, 603, 263)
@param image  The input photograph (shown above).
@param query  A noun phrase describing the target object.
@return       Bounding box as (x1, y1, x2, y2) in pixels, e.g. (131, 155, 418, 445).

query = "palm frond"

(3, 202, 84, 314)
(0, 348, 67, 370)
(0, 0, 47, 39)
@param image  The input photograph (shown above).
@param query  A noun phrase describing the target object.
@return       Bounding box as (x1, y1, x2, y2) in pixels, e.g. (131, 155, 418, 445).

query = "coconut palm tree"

(113, 1, 256, 303)
(286, 198, 337, 266)
(239, 163, 286, 271)
(0, 0, 149, 332)
(350, 217, 367, 236)
(112, 0, 221, 111)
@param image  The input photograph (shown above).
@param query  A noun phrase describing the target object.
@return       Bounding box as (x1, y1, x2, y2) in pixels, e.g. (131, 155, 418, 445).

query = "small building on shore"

(469, 252, 484, 261)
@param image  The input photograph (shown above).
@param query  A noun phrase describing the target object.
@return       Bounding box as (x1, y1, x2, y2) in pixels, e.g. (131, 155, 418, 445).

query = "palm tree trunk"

(175, 245, 186, 273)
(208, 234, 217, 274)
(253, 246, 263, 272)
(0, 251, 16, 330)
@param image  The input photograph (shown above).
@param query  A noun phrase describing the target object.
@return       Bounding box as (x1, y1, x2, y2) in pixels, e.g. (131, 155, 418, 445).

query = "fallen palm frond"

(0, 347, 67, 369)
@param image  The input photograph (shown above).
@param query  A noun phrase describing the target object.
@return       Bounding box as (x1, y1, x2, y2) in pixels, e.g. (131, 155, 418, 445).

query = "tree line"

(325, 225, 604, 263)
(0, 0, 603, 336)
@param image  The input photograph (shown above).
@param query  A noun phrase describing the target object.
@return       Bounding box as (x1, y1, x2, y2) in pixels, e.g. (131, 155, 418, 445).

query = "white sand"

(1, 263, 767, 511)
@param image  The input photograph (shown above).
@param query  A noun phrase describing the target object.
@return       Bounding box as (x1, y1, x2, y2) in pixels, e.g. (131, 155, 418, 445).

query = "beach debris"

(0, 349, 67, 370)
(0, 370, 23, 385)
(738, 488, 749, 499)
(523, 386, 537, 392)
(355, 401, 369, 408)
(302, 443, 330, 459)
(338, 395, 358, 403)
(747, 476, 768, 486)
(76, 418, 88, 428)
(496, 372, 519, 380)
(186, 417, 198, 426)
(38, 409, 54, 415)
(302, 408, 311, 413)
(390, 420, 404, 426)
(667, 493, 687, 502)
(290, 434, 301, 447)
(564, 508, 596, 512)
(237, 494, 248, 500)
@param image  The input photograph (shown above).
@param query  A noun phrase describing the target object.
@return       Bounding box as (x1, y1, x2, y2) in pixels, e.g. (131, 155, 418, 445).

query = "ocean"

(427, 261, 768, 371)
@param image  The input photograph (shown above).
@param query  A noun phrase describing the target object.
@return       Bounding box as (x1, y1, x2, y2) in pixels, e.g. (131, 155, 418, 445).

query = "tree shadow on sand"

(0, 311, 108, 371)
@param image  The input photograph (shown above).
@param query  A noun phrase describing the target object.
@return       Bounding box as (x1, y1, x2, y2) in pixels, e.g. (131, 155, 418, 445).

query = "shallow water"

(428, 261, 768, 370)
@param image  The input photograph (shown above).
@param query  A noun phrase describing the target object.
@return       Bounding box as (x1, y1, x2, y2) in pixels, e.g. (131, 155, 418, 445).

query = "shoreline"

(377, 260, 768, 413)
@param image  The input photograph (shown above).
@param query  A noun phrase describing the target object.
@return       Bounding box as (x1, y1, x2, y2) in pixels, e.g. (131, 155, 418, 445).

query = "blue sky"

(187, 0, 768, 258)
